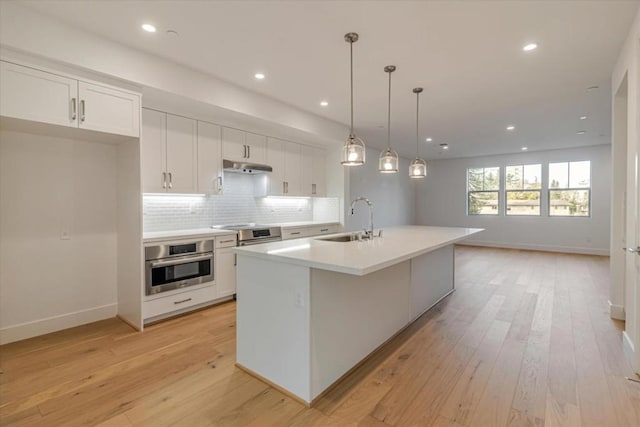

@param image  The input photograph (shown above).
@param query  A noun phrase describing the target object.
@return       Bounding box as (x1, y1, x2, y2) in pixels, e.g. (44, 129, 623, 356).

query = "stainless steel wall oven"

(144, 239, 214, 295)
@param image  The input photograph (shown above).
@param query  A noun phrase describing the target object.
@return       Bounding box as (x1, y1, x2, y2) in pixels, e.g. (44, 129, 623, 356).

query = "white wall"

(0, 129, 118, 343)
(415, 145, 611, 255)
(345, 147, 416, 232)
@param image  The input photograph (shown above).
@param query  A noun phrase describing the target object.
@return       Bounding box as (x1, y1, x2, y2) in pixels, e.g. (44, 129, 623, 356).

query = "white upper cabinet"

(141, 109, 167, 193)
(77, 81, 140, 137)
(141, 109, 197, 193)
(284, 141, 303, 196)
(245, 132, 266, 163)
(222, 127, 266, 163)
(266, 138, 285, 195)
(0, 61, 78, 128)
(165, 114, 197, 193)
(312, 147, 326, 197)
(0, 61, 140, 137)
(197, 121, 223, 195)
(301, 145, 314, 196)
(221, 127, 246, 162)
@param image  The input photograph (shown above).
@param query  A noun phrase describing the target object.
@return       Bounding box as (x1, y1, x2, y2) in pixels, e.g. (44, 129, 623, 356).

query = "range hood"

(223, 159, 273, 174)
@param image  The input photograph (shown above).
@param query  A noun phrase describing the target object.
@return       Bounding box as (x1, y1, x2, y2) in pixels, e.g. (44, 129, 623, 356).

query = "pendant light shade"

(379, 65, 398, 173)
(341, 33, 366, 166)
(409, 87, 427, 178)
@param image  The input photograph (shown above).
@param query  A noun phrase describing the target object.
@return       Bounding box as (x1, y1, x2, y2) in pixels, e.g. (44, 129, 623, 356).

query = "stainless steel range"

(214, 224, 282, 246)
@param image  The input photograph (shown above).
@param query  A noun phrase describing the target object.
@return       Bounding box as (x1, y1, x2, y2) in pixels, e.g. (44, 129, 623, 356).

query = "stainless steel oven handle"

(149, 254, 212, 268)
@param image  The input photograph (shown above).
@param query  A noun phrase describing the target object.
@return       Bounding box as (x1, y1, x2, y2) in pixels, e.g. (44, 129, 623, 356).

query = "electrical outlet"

(295, 291, 304, 308)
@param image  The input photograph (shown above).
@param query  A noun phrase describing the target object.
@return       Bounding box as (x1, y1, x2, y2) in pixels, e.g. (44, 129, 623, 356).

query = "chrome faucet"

(350, 197, 374, 239)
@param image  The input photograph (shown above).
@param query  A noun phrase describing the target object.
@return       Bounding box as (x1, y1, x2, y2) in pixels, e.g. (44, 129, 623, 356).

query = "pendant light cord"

(349, 40, 354, 137)
(387, 70, 391, 149)
(415, 90, 420, 158)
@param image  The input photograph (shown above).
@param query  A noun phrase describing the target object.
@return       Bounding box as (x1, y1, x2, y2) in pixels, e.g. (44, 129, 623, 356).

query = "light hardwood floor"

(1, 247, 639, 426)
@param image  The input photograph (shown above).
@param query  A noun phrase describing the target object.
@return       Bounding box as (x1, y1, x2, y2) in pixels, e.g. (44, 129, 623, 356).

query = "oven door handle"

(149, 254, 213, 268)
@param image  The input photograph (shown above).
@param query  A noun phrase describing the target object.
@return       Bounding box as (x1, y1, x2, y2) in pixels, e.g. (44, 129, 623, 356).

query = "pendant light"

(341, 32, 366, 166)
(379, 65, 399, 173)
(409, 87, 427, 178)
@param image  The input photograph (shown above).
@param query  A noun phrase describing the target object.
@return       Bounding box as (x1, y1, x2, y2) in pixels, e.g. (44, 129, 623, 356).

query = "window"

(548, 161, 591, 217)
(467, 167, 500, 215)
(505, 164, 542, 215)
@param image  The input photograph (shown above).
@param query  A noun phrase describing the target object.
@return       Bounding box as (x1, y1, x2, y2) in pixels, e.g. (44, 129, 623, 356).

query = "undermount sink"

(317, 233, 364, 243)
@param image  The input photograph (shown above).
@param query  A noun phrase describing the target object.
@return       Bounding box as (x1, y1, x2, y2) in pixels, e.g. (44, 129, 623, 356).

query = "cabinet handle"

(312, 183, 316, 195)
(320, 228, 329, 232)
(162, 172, 167, 189)
(234, 254, 237, 266)
(219, 239, 235, 244)
(168, 172, 173, 189)
(285, 182, 289, 193)
(80, 99, 86, 122)
(70, 98, 77, 120)
(283, 181, 286, 194)
(243, 145, 247, 158)
(217, 176, 223, 193)
(174, 298, 192, 305)
(247, 145, 251, 158)
(290, 232, 301, 235)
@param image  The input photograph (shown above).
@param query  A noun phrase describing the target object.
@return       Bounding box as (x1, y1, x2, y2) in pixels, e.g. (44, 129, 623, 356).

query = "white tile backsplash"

(143, 173, 340, 232)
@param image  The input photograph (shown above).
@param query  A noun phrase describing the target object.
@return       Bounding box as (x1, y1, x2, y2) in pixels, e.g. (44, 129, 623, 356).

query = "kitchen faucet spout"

(350, 197, 374, 238)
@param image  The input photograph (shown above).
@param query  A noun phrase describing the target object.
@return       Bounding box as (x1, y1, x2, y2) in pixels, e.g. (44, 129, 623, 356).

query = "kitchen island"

(234, 225, 483, 405)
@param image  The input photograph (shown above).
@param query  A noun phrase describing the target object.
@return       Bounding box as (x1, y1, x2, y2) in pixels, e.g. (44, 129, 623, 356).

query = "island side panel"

(236, 254, 312, 402)
(409, 244, 455, 321)
(309, 261, 411, 400)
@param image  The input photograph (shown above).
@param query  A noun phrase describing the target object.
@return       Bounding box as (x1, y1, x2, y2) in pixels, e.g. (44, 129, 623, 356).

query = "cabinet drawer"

(216, 236, 237, 248)
(144, 285, 216, 319)
(282, 228, 309, 240)
(309, 225, 339, 236)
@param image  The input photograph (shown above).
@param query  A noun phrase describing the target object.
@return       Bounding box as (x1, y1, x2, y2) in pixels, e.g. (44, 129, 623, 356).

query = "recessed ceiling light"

(523, 43, 538, 52)
(320, 101, 329, 107)
(506, 125, 515, 131)
(254, 73, 265, 80)
(440, 143, 449, 150)
(521, 147, 528, 151)
(577, 130, 587, 135)
(426, 137, 433, 142)
(586, 86, 599, 92)
(141, 24, 156, 33)
(579, 115, 587, 120)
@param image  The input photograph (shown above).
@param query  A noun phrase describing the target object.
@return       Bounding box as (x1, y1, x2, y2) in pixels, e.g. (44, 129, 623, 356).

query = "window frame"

(547, 161, 592, 218)
(504, 164, 542, 217)
(466, 167, 501, 216)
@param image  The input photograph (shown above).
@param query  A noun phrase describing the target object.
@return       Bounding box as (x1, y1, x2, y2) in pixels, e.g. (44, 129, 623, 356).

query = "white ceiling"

(21, 0, 638, 159)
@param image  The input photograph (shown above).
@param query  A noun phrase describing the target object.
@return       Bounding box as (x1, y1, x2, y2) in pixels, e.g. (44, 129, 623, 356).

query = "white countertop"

(234, 225, 483, 276)
(143, 228, 237, 243)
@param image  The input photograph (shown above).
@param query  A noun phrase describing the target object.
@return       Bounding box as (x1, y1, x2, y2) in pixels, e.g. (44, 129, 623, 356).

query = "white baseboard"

(609, 301, 625, 320)
(458, 240, 610, 256)
(0, 303, 117, 345)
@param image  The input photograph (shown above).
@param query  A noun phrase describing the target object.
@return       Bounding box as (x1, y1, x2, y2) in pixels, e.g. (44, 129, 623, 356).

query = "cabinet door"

(141, 109, 167, 193)
(78, 81, 140, 137)
(284, 142, 303, 196)
(266, 138, 285, 196)
(245, 132, 266, 163)
(0, 61, 78, 128)
(197, 121, 223, 194)
(166, 114, 197, 193)
(221, 127, 246, 162)
(300, 145, 314, 196)
(216, 247, 237, 298)
(312, 147, 327, 196)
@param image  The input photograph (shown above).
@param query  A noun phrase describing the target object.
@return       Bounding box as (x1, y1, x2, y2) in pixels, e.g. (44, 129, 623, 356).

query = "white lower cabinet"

(281, 224, 339, 240)
(143, 284, 217, 320)
(216, 245, 237, 298)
